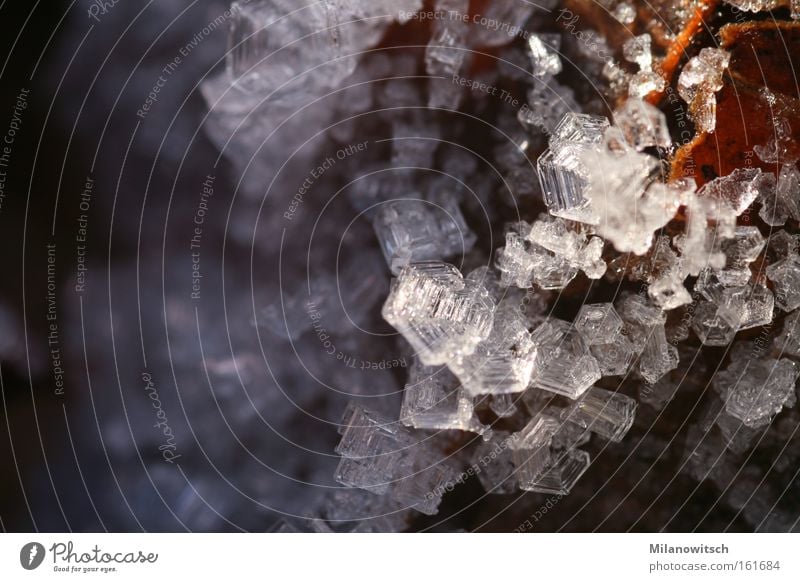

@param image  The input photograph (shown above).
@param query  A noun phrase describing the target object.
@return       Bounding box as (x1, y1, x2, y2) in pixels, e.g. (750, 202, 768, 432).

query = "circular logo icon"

(20, 542, 45, 570)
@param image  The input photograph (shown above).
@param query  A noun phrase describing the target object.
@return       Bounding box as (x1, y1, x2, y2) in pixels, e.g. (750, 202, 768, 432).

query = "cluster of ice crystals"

(335, 404, 457, 514)
(698, 168, 772, 216)
(399, 359, 488, 435)
(382, 262, 495, 365)
(530, 319, 602, 399)
(373, 199, 476, 274)
(713, 356, 798, 429)
(677, 48, 731, 133)
(495, 216, 606, 290)
(450, 295, 538, 396)
(562, 387, 637, 442)
(509, 414, 560, 489)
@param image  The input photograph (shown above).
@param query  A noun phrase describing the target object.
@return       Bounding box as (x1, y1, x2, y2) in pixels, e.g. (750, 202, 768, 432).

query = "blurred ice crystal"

(677, 48, 730, 133)
(509, 414, 560, 488)
(612, 2, 636, 24)
(472, 432, 517, 494)
(613, 98, 671, 151)
(562, 387, 636, 442)
(527, 34, 562, 78)
(470, 2, 535, 47)
(622, 34, 665, 99)
(399, 359, 488, 436)
(776, 310, 800, 357)
(425, 0, 469, 77)
(382, 262, 495, 365)
(529, 319, 602, 398)
(335, 403, 458, 514)
(450, 297, 537, 396)
(713, 358, 798, 428)
(622, 34, 653, 70)
(489, 393, 518, 418)
(373, 199, 476, 274)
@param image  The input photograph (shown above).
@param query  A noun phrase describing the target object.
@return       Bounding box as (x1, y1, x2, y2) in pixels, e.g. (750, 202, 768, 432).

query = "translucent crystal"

(715, 226, 765, 287)
(335, 404, 411, 494)
(509, 415, 560, 488)
(691, 301, 737, 346)
(697, 167, 769, 216)
(527, 34, 562, 78)
(392, 455, 458, 515)
(520, 80, 581, 134)
(590, 334, 636, 376)
(760, 164, 800, 226)
(775, 310, 800, 357)
(399, 360, 487, 435)
(562, 387, 636, 442)
(677, 48, 731, 133)
(489, 393, 518, 418)
(618, 294, 679, 383)
(450, 297, 537, 396)
(530, 319, 602, 399)
(766, 255, 800, 312)
(536, 113, 610, 221)
(575, 303, 623, 344)
(524, 449, 591, 495)
(646, 236, 692, 310)
(373, 199, 476, 274)
(495, 216, 606, 290)
(716, 283, 774, 330)
(613, 98, 671, 151)
(623, 34, 653, 70)
(473, 433, 517, 494)
(425, 0, 469, 77)
(382, 262, 495, 365)
(713, 358, 798, 428)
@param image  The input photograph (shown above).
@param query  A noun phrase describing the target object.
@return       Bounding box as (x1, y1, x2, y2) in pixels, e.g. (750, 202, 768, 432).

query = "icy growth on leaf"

(373, 199, 476, 275)
(536, 113, 609, 222)
(527, 34, 562, 78)
(622, 34, 665, 98)
(613, 98, 671, 151)
(450, 296, 537, 396)
(399, 359, 488, 436)
(509, 414, 560, 488)
(713, 357, 798, 428)
(529, 319, 602, 398)
(767, 254, 800, 312)
(622, 34, 653, 70)
(677, 48, 730, 133)
(562, 387, 637, 442)
(382, 262, 495, 365)
(495, 217, 606, 290)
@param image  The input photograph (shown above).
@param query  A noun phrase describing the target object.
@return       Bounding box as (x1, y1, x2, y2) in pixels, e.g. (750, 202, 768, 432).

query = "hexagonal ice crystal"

(575, 303, 624, 345)
(382, 262, 495, 365)
(529, 319, 602, 399)
(509, 414, 560, 488)
(524, 448, 591, 495)
(562, 388, 636, 442)
(766, 255, 800, 312)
